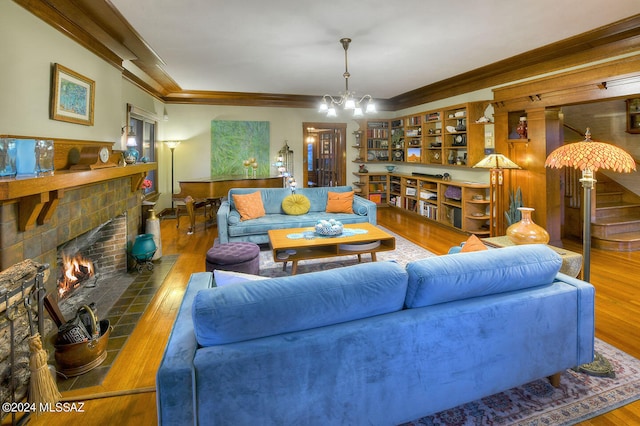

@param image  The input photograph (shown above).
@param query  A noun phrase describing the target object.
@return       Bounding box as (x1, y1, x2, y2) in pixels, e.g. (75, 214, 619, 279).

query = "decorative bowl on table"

(385, 165, 396, 173)
(315, 219, 343, 236)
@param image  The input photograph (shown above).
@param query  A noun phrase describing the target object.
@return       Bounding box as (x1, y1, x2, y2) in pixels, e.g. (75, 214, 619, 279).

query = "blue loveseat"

(216, 185, 376, 244)
(156, 245, 595, 425)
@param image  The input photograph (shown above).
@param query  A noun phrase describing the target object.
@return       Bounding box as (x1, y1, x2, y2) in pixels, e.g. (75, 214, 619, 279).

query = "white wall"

(156, 103, 362, 209)
(0, 1, 122, 143)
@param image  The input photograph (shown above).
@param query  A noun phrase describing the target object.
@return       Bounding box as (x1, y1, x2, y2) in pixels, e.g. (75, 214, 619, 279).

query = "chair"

(176, 196, 220, 234)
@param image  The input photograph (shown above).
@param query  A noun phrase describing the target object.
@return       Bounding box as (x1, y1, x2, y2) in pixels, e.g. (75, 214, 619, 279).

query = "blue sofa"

(156, 245, 595, 425)
(216, 186, 376, 244)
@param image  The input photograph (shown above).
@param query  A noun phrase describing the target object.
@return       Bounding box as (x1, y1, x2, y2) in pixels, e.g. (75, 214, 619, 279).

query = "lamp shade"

(473, 153, 521, 169)
(545, 129, 636, 173)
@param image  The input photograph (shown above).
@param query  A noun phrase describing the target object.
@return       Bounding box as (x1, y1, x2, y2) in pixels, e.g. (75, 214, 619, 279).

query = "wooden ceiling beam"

(14, 1, 640, 111)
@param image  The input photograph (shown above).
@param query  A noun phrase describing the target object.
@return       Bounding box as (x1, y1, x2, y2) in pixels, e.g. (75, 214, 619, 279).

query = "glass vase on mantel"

(506, 207, 550, 245)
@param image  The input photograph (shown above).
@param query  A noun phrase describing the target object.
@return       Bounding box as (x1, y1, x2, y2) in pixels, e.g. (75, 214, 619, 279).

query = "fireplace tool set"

(2, 263, 60, 424)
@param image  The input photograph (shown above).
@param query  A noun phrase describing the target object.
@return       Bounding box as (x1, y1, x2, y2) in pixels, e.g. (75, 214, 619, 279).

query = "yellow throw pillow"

(460, 234, 488, 253)
(232, 191, 265, 221)
(326, 191, 354, 214)
(282, 194, 311, 215)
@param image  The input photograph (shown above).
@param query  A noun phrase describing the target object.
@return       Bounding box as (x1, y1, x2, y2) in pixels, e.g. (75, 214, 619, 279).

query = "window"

(127, 104, 158, 199)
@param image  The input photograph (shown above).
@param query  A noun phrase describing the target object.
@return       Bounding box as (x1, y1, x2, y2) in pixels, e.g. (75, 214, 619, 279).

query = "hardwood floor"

(28, 207, 640, 425)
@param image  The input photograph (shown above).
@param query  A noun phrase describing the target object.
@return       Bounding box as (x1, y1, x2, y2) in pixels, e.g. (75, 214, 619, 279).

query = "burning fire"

(58, 254, 95, 298)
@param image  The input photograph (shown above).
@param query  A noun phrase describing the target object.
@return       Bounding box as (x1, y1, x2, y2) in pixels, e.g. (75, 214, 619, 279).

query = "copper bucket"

(53, 319, 112, 377)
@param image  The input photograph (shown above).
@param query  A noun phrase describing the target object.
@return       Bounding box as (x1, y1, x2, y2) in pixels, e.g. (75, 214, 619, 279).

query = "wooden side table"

(482, 236, 583, 278)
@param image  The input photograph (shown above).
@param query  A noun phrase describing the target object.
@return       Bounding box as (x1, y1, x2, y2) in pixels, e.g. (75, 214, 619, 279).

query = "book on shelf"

(368, 193, 382, 204)
(426, 112, 441, 121)
(419, 201, 438, 220)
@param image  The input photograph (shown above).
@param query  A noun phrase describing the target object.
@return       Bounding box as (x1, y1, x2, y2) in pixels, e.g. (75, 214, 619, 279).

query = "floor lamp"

(473, 153, 521, 236)
(545, 128, 635, 282)
(164, 141, 181, 215)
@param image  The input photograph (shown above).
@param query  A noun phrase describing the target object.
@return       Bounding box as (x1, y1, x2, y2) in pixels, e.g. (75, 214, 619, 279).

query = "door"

(302, 123, 346, 188)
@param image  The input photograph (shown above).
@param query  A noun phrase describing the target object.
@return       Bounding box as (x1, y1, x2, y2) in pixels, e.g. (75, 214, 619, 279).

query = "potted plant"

(504, 187, 523, 226)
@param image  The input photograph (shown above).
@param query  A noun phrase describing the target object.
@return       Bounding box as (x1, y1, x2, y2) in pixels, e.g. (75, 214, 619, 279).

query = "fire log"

(0, 259, 50, 314)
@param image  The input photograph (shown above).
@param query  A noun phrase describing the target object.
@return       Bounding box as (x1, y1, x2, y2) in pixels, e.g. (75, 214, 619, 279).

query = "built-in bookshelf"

(355, 101, 489, 168)
(352, 172, 389, 205)
(357, 172, 490, 235)
(365, 121, 390, 162)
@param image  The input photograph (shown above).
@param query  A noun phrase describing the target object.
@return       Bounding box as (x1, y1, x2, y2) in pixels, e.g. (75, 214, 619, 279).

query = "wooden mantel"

(0, 163, 157, 231)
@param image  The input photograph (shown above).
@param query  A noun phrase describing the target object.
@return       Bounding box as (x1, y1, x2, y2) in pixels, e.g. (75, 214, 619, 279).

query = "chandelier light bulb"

(318, 38, 375, 118)
(344, 97, 356, 110)
(365, 101, 376, 114)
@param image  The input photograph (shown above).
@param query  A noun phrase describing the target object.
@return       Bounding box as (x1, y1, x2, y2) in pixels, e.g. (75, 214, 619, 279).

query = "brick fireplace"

(0, 175, 147, 297)
(0, 139, 156, 419)
(57, 212, 128, 300)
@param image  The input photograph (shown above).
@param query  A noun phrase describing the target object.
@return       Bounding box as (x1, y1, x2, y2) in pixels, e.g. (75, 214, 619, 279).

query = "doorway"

(302, 122, 347, 188)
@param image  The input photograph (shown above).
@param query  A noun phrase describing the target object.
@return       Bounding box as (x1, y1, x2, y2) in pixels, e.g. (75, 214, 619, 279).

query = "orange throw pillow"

(460, 234, 488, 253)
(232, 191, 265, 221)
(326, 191, 354, 214)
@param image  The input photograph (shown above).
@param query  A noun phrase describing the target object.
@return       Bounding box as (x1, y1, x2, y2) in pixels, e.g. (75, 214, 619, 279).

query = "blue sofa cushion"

(353, 201, 369, 216)
(192, 261, 408, 346)
(405, 244, 562, 308)
(227, 210, 241, 225)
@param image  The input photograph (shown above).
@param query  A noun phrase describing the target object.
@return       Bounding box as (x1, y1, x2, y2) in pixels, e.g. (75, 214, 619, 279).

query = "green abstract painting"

(211, 120, 270, 176)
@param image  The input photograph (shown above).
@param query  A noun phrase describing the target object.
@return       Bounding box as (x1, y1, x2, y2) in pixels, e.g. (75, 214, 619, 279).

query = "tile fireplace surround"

(0, 168, 155, 296)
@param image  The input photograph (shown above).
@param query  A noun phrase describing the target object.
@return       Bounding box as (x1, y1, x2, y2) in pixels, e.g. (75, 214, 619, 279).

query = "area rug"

(402, 338, 640, 425)
(258, 226, 435, 277)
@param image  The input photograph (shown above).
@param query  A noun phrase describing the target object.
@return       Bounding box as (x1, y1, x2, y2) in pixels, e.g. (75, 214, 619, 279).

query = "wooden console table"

(482, 236, 583, 278)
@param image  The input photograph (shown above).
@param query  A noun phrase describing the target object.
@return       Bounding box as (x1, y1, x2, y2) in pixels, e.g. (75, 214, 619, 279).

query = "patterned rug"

(402, 338, 640, 425)
(258, 226, 435, 277)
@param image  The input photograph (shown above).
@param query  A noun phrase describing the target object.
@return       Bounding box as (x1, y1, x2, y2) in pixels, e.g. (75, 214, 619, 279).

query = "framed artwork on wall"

(50, 63, 95, 126)
(211, 120, 270, 176)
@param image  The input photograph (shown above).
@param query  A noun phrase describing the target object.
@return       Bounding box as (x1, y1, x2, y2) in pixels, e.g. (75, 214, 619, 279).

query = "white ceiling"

(109, 0, 640, 99)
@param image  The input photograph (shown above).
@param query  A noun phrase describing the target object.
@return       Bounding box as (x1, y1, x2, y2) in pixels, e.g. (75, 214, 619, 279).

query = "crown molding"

(389, 14, 640, 110)
(14, 1, 640, 111)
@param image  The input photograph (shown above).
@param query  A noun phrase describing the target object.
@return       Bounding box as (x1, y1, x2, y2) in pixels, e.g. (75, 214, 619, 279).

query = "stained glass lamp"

(545, 128, 636, 281)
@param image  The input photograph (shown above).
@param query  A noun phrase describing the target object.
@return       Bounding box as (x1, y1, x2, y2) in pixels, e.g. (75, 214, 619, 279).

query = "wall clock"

(70, 146, 117, 170)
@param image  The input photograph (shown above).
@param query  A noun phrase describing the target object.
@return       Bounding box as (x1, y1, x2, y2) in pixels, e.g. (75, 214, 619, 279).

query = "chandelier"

(319, 38, 376, 118)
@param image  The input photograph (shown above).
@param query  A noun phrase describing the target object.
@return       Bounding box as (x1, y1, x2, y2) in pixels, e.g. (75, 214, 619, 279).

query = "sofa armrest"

(353, 195, 377, 225)
(216, 200, 231, 244)
(553, 272, 596, 365)
(156, 272, 214, 426)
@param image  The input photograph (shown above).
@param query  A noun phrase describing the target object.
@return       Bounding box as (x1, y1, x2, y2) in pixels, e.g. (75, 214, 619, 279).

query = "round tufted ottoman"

(205, 241, 260, 275)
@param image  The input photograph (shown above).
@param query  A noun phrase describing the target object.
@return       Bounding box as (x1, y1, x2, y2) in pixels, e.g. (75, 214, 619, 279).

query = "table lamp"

(473, 153, 521, 236)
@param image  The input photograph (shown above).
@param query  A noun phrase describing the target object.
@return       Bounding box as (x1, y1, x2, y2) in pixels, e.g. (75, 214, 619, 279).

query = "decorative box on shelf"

(0, 138, 55, 177)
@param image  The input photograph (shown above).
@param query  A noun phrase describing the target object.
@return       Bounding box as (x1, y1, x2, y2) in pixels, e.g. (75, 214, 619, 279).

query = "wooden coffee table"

(268, 223, 396, 275)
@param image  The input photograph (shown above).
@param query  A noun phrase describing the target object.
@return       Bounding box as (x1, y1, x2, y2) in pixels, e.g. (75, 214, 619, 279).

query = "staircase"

(591, 174, 640, 251)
